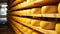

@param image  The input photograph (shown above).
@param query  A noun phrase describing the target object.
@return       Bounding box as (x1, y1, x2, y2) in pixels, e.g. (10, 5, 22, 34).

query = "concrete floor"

(0, 24, 15, 34)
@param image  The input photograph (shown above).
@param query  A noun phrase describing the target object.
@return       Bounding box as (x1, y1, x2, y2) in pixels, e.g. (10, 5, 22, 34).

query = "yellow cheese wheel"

(27, 29, 33, 34)
(18, 17, 24, 22)
(40, 21, 56, 30)
(22, 27, 28, 32)
(32, 32, 38, 34)
(55, 23, 60, 34)
(20, 18, 27, 23)
(26, 9, 31, 14)
(31, 8, 41, 14)
(25, 18, 32, 24)
(58, 3, 60, 14)
(31, 19, 40, 26)
(41, 6, 57, 14)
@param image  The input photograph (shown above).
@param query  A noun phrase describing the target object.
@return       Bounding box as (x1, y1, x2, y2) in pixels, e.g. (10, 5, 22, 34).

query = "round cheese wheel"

(40, 21, 56, 30)
(55, 23, 60, 34)
(58, 3, 60, 14)
(23, 27, 28, 32)
(31, 19, 40, 26)
(26, 9, 31, 14)
(32, 32, 38, 34)
(27, 29, 33, 34)
(31, 8, 41, 14)
(41, 6, 58, 14)
(25, 18, 32, 24)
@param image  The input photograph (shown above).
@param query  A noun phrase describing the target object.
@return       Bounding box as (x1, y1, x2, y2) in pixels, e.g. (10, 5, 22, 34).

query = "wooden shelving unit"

(7, 0, 60, 34)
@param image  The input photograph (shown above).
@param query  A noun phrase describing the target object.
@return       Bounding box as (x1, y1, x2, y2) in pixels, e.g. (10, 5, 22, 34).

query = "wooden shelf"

(9, 0, 59, 11)
(8, 13, 60, 18)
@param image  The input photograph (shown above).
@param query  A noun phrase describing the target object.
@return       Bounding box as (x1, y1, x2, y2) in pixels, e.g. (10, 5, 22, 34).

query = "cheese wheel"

(40, 21, 56, 30)
(41, 6, 57, 14)
(31, 8, 41, 14)
(26, 9, 31, 14)
(27, 29, 33, 34)
(22, 27, 28, 32)
(20, 18, 27, 23)
(58, 3, 60, 14)
(19, 17, 24, 22)
(25, 18, 31, 24)
(55, 23, 60, 34)
(32, 32, 38, 34)
(31, 19, 40, 26)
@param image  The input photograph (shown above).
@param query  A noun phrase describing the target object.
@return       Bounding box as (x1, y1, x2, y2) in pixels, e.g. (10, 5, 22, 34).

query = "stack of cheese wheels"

(41, 6, 57, 14)
(31, 19, 40, 26)
(58, 3, 60, 14)
(40, 20, 56, 30)
(55, 23, 60, 34)
(11, 0, 35, 10)
(31, 8, 41, 14)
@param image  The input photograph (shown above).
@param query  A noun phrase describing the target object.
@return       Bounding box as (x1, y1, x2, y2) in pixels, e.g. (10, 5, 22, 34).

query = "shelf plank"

(8, 13, 60, 18)
(9, 16, 57, 34)
(9, 0, 59, 11)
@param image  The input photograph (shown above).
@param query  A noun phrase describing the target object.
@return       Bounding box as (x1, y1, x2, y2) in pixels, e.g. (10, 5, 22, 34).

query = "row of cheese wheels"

(8, 0, 42, 9)
(9, 0, 58, 11)
(10, 5, 58, 14)
(9, 16, 60, 34)
(8, 0, 25, 8)
(9, 19, 40, 34)
(10, 16, 56, 30)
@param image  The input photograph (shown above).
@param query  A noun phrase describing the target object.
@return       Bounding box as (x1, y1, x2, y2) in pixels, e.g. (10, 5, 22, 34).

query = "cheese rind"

(41, 6, 57, 14)
(55, 23, 60, 34)
(40, 21, 56, 30)
(58, 3, 60, 14)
